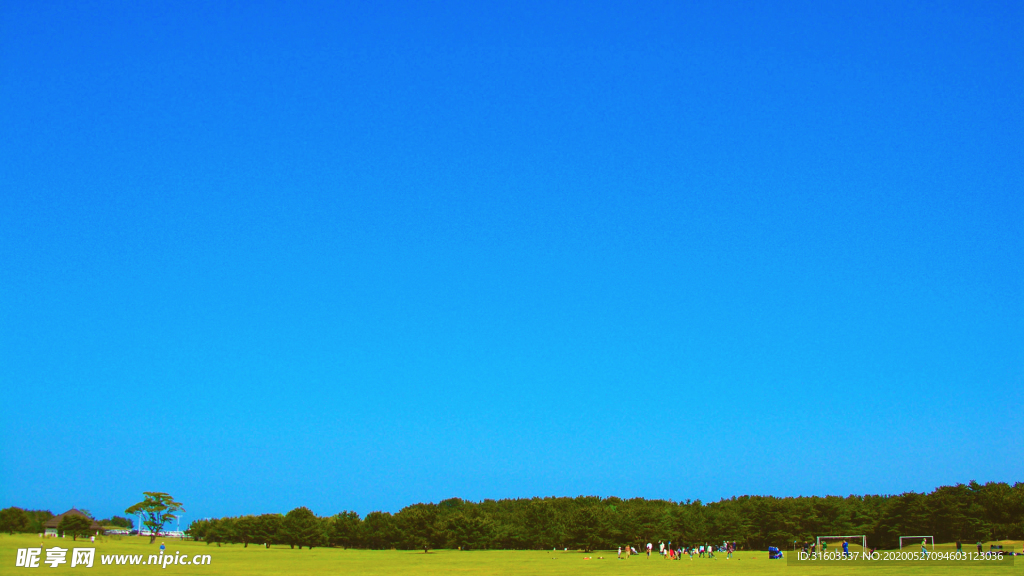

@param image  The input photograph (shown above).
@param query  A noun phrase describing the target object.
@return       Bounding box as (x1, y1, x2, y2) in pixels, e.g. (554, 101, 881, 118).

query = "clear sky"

(1, 0, 1021, 523)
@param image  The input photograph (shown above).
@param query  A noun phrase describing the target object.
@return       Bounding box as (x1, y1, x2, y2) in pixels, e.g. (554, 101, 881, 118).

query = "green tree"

(205, 518, 237, 545)
(441, 512, 494, 550)
(0, 507, 30, 534)
(395, 505, 435, 550)
(58, 515, 93, 541)
(361, 511, 398, 549)
(24, 510, 54, 534)
(186, 519, 212, 542)
(125, 492, 185, 543)
(283, 507, 326, 549)
(566, 505, 600, 551)
(254, 514, 284, 548)
(235, 516, 257, 547)
(328, 511, 361, 549)
(524, 500, 563, 549)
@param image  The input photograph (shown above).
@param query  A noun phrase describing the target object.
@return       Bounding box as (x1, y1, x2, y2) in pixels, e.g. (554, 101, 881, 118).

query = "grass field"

(1, 534, 1018, 575)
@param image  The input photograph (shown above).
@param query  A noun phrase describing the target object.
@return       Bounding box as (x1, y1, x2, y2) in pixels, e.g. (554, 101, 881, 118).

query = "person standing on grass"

(843, 540, 849, 558)
(922, 539, 928, 558)
(647, 542, 652, 558)
(956, 540, 962, 553)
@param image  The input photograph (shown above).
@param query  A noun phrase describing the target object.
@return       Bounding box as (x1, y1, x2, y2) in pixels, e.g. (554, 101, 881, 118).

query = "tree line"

(0, 509, 55, 534)
(0, 508, 133, 535)
(183, 481, 1023, 551)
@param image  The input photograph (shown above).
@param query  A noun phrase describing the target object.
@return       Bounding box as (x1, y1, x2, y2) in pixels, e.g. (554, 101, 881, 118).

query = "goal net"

(816, 535, 867, 555)
(899, 536, 934, 551)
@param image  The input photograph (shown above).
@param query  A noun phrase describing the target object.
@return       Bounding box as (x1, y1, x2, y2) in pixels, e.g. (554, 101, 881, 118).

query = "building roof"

(43, 509, 103, 530)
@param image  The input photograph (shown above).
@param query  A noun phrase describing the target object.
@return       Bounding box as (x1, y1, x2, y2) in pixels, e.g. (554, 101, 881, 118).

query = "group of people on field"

(801, 539, 867, 557)
(616, 541, 737, 560)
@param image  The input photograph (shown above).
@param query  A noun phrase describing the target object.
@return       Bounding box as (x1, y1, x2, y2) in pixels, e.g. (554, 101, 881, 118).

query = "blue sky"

(1, 0, 1021, 522)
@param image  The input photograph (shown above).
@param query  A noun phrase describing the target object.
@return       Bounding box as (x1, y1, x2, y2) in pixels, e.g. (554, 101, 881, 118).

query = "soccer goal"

(899, 536, 934, 551)
(816, 535, 867, 554)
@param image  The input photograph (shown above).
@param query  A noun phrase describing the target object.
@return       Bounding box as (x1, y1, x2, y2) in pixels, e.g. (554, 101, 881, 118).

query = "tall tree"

(125, 492, 184, 543)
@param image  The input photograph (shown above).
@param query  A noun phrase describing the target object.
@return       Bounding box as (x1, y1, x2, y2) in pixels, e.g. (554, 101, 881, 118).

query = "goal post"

(816, 535, 867, 554)
(899, 536, 934, 551)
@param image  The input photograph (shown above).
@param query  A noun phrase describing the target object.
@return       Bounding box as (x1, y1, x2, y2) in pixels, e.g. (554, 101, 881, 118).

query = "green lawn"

(0, 534, 1017, 575)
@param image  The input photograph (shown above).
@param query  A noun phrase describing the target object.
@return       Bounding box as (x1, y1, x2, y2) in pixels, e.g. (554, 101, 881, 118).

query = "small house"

(43, 508, 103, 536)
